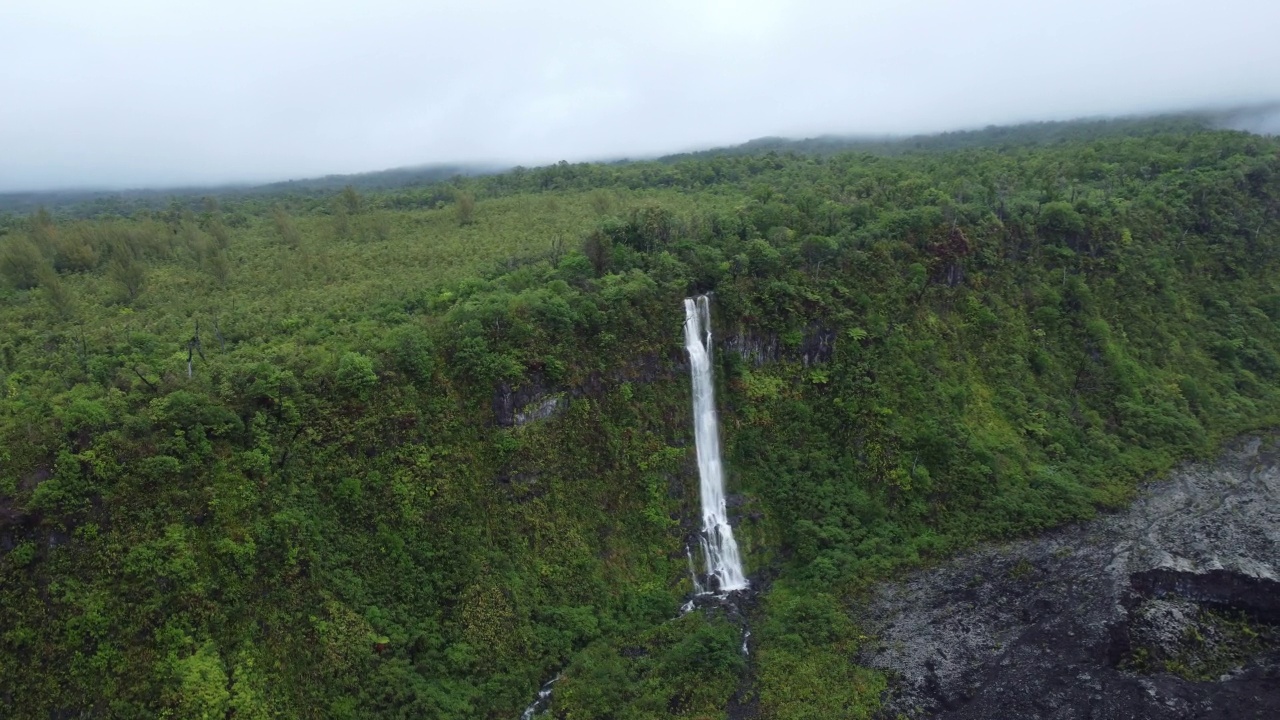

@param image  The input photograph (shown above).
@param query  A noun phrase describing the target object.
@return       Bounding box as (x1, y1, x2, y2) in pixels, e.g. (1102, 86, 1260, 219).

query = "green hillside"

(2, 120, 1279, 718)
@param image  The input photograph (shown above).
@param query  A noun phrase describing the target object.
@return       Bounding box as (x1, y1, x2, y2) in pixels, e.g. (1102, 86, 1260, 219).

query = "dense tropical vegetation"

(2, 117, 1279, 718)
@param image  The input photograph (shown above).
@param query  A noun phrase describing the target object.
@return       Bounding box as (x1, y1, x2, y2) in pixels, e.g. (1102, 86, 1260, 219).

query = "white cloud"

(1, 0, 1277, 191)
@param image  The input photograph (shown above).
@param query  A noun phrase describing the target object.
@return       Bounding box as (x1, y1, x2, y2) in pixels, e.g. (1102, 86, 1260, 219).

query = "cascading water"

(686, 545, 706, 595)
(683, 295, 749, 593)
(519, 675, 559, 720)
(516, 298, 749, 718)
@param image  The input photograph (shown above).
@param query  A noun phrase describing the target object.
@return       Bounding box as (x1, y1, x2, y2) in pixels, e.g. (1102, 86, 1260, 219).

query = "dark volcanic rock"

(492, 374, 552, 427)
(721, 326, 836, 367)
(857, 435, 1280, 720)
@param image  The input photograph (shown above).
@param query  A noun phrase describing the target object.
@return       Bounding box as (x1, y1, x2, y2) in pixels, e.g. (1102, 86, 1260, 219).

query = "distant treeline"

(5, 108, 1265, 220)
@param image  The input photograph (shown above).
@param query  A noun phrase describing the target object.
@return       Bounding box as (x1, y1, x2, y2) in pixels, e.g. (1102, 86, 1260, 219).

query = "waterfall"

(683, 295, 749, 593)
(519, 675, 559, 720)
(515, 298, 744, 720)
(686, 545, 706, 595)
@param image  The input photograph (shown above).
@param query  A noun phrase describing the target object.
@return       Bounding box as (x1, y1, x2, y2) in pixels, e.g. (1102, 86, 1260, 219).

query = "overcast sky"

(2, 0, 1278, 192)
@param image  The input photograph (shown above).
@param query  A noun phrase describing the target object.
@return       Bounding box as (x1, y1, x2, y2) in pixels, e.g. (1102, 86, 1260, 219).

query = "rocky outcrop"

(492, 373, 567, 428)
(513, 395, 564, 426)
(488, 318, 836, 428)
(857, 435, 1280, 720)
(721, 326, 836, 367)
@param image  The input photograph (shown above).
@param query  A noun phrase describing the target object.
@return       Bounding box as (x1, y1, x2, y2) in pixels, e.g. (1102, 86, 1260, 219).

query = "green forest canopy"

(2, 117, 1279, 718)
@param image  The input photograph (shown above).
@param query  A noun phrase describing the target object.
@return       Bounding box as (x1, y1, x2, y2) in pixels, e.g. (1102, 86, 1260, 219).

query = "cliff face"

(721, 326, 836, 368)
(857, 434, 1280, 720)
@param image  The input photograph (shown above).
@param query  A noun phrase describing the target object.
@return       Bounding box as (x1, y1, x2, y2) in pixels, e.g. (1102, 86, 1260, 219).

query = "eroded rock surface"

(858, 435, 1280, 719)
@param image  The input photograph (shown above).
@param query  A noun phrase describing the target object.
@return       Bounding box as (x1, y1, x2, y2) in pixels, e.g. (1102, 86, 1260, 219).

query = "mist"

(2, 0, 1278, 192)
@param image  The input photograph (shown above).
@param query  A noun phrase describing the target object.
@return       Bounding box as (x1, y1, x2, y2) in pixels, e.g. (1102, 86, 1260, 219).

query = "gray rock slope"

(858, 435, 1280, 719)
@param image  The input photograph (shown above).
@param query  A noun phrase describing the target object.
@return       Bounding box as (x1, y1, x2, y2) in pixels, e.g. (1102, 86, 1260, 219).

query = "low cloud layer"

(2, 0, 1278, 191)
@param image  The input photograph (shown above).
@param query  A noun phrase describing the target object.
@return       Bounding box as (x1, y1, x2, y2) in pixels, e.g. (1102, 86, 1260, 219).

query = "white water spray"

(683, 296, 748, 592)
(519, 675, 559, 720)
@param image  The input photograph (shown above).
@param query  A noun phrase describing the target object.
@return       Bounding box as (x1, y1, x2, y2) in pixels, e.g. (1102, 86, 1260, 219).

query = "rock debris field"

(858, 435, 1280, 719)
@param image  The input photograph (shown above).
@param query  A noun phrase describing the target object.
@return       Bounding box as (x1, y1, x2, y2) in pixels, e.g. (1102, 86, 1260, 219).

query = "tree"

(340, 185, 363, 215)
(108, 253, 146, 302)
(53, 229, 99, 272)
(1039, 201, 1085, 245)
(336, 352, 378, 398)
(208, 218, 231, 250)
(181, 220, 209, 262)
(456, 192, 476, 226)
(0, 236, 44, 289)
(36, 265, 75, 318)
(28, 207, 56, 247)
(589, 189, 614, 216)
(205, 249, 231, 285)
(272, 207, 301, 248)
(360, 211, 392, 242)
(331, 203, 352, 240)
(582, 229, 612, 276)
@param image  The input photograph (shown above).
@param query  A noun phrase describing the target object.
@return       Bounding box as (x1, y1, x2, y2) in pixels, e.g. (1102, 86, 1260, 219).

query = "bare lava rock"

(857, 435, 1280, 720)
